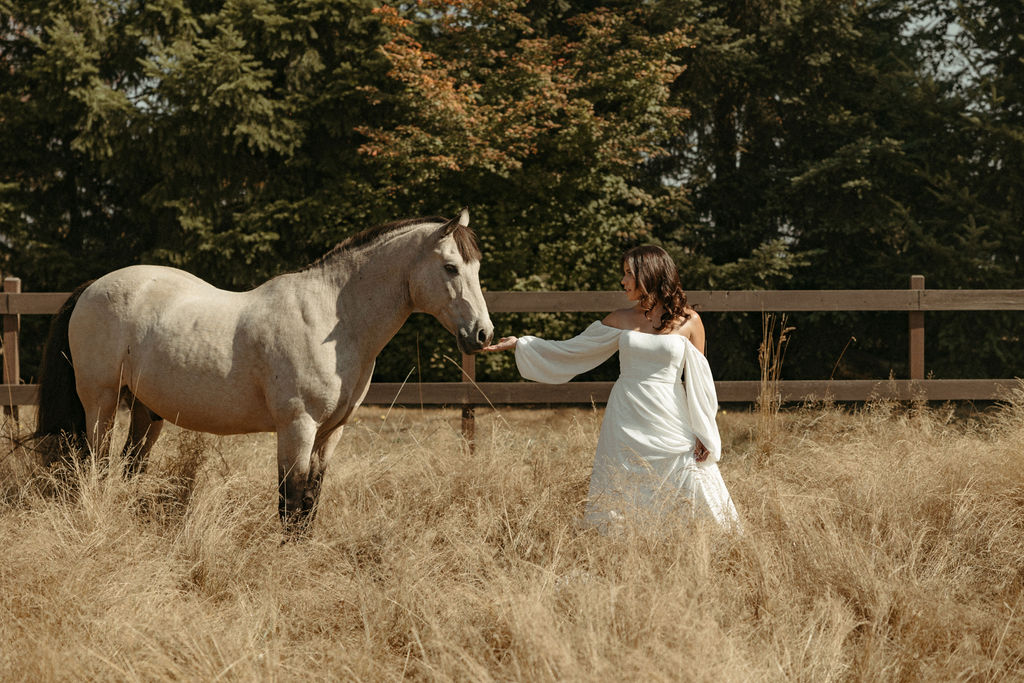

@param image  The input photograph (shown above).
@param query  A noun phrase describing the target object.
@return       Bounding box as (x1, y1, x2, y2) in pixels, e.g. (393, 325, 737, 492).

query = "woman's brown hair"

(621, 245, 689, 331)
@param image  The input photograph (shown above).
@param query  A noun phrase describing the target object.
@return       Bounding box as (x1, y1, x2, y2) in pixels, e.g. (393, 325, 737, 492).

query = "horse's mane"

(305, 216, 481, 271)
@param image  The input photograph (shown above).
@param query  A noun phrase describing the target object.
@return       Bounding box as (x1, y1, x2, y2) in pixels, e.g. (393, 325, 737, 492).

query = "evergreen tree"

(906, 0, 1024, 378)
(661, 0, 1023, 381)
(0, 0, 153, 286)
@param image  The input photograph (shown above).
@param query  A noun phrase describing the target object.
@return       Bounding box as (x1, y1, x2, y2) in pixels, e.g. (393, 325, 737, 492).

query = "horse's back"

(81, 264, 222, 307)
(71, 265, 242, 350)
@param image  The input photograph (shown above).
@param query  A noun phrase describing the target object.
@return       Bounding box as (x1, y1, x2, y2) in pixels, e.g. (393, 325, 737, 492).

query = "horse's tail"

(34, 281, 93, 446)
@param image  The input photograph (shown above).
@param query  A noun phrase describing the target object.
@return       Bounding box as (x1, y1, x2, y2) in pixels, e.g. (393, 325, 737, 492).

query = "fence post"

(2, 276, 21, 419)
(461, 351, 476, 453)
(909, 275, 925, 380)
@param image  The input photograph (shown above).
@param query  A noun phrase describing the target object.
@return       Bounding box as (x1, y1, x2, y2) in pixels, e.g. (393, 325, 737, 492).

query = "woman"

(481, 245, 739, 530)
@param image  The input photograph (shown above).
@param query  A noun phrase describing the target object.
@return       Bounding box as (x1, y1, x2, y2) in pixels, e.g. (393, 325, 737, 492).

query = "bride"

(481, 245, 739, 530)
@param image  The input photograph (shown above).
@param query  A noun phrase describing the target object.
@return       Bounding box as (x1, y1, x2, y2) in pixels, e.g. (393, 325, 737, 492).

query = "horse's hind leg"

(122, 395, 164, 476)
(304, 426, 344, 527)
(80, 386, 119, 461)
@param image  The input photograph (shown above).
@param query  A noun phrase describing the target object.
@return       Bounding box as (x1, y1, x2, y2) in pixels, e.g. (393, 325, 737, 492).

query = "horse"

(34, 209, 493, 531)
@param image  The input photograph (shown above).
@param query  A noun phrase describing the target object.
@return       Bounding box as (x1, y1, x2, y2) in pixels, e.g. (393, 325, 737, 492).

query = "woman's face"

(621, 262, 639, 301)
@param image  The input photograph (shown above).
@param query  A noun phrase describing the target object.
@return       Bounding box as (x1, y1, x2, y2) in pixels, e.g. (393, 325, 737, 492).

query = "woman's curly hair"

(621, 245, 689, 331)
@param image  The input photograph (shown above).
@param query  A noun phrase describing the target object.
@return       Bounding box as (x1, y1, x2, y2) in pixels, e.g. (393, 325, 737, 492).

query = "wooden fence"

(2, 276, 1023, 428)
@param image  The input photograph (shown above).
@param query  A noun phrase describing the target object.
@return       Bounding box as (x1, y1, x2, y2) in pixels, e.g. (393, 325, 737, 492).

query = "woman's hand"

(694, 438, 709, 462)
(480, 336, 518, 353)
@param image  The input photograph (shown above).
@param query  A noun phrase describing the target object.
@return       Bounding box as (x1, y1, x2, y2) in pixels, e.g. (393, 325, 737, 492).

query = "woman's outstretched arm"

(480, 336, 517, 353)
(481, 322, 621, 384)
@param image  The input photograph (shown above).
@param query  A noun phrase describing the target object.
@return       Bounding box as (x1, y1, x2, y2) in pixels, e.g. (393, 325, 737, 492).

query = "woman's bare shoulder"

(602, 307, 636, 330)
(681, 308, 703, 327)
(679, 309, 706, 352)
(666, 309, 701, 332)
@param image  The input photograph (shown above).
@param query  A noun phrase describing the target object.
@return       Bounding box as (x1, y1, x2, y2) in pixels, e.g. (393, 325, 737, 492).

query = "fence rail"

(2, 276, 1023, 421)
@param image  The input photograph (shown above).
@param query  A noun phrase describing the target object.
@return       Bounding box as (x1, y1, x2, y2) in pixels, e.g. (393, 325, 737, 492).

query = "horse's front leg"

(277, 416, 317, 534)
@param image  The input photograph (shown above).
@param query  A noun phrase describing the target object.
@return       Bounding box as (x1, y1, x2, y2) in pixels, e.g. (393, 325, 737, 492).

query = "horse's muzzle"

(458, 323, 494, 354)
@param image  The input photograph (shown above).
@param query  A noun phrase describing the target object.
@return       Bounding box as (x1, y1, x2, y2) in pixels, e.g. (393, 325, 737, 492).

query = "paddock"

(2, 276, 1023, 678)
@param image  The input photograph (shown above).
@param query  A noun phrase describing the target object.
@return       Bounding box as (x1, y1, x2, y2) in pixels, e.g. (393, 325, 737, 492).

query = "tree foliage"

(1, 0, 1021, 383)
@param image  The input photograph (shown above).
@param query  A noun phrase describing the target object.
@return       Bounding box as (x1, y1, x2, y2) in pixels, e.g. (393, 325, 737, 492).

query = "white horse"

(35, 209, 493, 530)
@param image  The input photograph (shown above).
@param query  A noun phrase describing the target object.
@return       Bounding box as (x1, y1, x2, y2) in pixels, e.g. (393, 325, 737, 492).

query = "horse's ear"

(443, 207, 469, 236)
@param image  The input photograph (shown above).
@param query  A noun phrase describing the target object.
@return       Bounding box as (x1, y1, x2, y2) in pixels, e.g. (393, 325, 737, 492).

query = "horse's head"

(409, 208, 494, 354)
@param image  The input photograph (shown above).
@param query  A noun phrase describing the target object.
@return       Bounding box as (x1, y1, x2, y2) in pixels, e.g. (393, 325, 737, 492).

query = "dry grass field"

(2, 389, 1023, 681)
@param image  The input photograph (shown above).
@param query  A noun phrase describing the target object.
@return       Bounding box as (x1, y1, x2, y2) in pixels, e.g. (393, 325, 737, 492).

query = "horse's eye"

(444, 264, 459, 275)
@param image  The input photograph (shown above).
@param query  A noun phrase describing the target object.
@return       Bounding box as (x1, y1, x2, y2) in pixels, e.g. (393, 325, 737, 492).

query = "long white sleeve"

(682, 338, 723, 463)
(515, 321, 621, 384)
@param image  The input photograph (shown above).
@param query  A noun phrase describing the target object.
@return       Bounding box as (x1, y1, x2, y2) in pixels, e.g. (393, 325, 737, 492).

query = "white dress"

(515, 321, 740, 530)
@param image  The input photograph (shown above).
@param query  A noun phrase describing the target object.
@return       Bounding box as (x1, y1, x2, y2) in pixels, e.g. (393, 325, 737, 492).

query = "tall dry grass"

(755, 312, 794, 466)
(2, 391, 1023, 681)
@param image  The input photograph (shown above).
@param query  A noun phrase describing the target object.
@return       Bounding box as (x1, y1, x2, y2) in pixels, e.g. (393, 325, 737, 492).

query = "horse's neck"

(307, 244, 416, 358)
